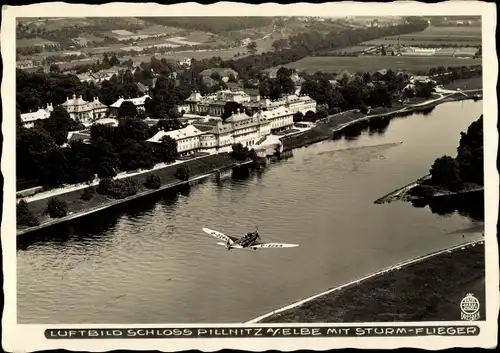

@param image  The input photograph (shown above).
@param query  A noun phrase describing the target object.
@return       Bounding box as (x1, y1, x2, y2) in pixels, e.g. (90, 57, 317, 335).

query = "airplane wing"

(202, 228, 239, 244)
(249, 243, 299, 249)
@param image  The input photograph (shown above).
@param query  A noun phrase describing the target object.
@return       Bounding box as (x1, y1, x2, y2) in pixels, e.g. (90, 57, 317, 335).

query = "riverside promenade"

(17, 155, 252, 236)
(281, 88, 481, 152)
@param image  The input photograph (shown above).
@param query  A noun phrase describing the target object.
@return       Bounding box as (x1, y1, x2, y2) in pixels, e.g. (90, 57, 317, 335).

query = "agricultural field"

(17, 38, 60, 48)
(329, 45, 374, 55)
(361, 25, 482, 47)
(276, 55, 482, 74)
(442, 76, 483, 90)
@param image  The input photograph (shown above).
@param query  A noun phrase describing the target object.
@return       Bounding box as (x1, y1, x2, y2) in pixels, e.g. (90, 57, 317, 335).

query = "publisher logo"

(460, 293, 480, 321)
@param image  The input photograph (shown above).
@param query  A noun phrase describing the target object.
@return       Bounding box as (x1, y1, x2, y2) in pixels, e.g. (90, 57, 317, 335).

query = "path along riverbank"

(280, 89, 482, 152)
(247, 239, 485, 323)
(17, 153, 251, 236)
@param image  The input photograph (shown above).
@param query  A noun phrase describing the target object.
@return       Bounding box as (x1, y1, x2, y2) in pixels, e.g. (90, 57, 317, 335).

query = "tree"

(157, 118, 181, 132)
(174, 165, 190, 181)
(247, 41, 257, 55)
(118, 139, 155, 171)
(49, 64, 60, 73)
(96, 178, 139, 199)
(144, 174, 161, 189)
(117, 118, 150, 141)
(110, 55, 120, 67)
(221, 101, 246, 121)
(17, 200, 39, 227)
(293, 111, 304, 123)
(118, 101, 138, 119)
(45, 197, 68, 218)
(80, 187, 95, 201)
(158, 135, 179, 163)
(90, 137, 120, 178)
(42, 106, 85, 146)
(456, 115, 483, 184)
(430, 156, 462, 191)
(17, 127, 58, 181)
(210, 71, 222, 81)
(229, 143, 252, 161)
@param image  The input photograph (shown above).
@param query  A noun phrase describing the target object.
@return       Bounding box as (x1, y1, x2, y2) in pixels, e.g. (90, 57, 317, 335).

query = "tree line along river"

(17, 99, 484, 324)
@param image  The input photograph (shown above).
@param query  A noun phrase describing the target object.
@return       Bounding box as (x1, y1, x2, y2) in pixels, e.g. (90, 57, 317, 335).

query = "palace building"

(60, 94, 109, 124)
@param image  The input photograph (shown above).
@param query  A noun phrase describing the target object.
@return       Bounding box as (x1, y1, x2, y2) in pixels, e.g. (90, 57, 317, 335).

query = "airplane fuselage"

(234, 231, 259, 248)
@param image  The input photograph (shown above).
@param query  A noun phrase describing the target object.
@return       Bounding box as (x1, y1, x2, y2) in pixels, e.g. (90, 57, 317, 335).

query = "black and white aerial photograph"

(5, 4, 495, 346)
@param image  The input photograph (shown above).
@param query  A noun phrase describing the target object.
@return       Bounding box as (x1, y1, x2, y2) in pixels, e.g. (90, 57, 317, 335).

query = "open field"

(276, 55, 482, 74)
(17, 38, 60, 48)
(261, 241, 485, 323)
(329, 45, 372, 54)
(361, 25, 482, 47)
(443, 76, 483, 90)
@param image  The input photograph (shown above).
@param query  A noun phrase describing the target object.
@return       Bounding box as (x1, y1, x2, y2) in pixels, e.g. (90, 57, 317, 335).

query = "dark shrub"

(96, 178, 139, 199)
(80, 187, 95, 200)
(16, 199, 39, 227)
(409, 185, 436, 199)
(45, 197, 68, 218)
(144, 175, 161, 189)
(174, 165, 190, 181)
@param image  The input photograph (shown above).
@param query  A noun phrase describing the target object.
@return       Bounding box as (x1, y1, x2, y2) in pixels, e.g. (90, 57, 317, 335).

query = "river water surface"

(17, 100, 484, 324)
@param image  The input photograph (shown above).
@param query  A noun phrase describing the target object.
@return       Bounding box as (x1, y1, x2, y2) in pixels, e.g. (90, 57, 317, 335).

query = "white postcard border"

(2, 1, 498, 352)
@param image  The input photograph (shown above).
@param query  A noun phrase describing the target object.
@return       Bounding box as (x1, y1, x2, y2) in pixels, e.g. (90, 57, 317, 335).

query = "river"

(17, 100, 484, 324)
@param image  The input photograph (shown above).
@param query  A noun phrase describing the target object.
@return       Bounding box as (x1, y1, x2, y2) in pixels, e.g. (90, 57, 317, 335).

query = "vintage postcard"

(2, 1, 498, 351)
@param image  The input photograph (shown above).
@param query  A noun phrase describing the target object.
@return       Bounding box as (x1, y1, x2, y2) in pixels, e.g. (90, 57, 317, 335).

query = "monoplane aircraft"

(202, 228, 299, 251)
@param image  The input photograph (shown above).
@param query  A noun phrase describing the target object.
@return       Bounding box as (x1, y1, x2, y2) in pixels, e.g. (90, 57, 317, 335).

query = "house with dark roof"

(199, 68, 239, 82)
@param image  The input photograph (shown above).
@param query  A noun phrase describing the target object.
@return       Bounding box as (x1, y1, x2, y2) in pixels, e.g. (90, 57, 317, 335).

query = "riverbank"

(249, 239, 485, 323)
(280, 89, 482, 151)
(17, 153, 247, 235)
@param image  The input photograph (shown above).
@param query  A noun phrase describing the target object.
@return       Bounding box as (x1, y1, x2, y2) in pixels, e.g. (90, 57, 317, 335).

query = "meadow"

(276, 55, 482, 74)
(361, 25, 482, 47)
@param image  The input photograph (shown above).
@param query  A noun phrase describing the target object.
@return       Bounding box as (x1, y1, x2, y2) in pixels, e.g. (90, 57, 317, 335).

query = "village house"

(60, 95, 109, 124)
(199, 68, 239, 82)
(177, 58, 192, 67)
(16, 60, 34, 70)
(240, 38, 252, 46)
(20, 103, 54, 128)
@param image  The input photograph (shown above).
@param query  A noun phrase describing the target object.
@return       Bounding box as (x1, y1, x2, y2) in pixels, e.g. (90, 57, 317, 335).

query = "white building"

(184, 89, 251, 116)
(184, 89, 316, 117)
(196, 110, 272, 151)
(20, 103, 54, 128)
(256, 106, 294, 133)
(16, 60, 34, 70)
(247, 94, 316, 115)
(94, 117, 119, 127)
(60, 94, 109, 124)
(178, 58, 192, 67)
(146, 125, 206, 156)
(146, 103, 295, 156)
(109, 94, 151, 115)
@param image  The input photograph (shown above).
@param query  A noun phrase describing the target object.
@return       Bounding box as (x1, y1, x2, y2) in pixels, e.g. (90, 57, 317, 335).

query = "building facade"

(183, 89, 316, 117)
(146, 125, 206, 156)
(20, 103, 54, 128)
(60, 95, 109, 124)
(109, 94, 151, 115)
